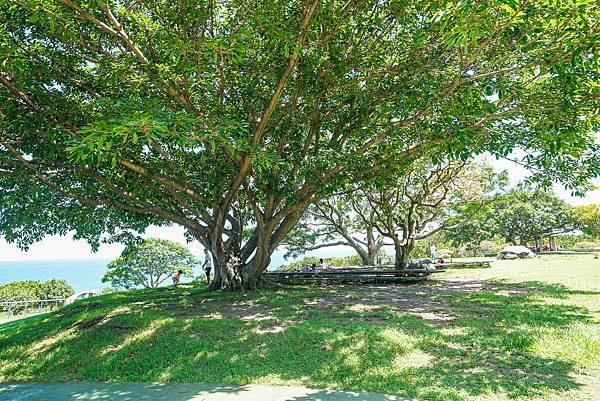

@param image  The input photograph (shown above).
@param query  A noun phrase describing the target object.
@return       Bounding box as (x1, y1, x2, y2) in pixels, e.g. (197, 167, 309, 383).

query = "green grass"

(1, 254, 599, 401)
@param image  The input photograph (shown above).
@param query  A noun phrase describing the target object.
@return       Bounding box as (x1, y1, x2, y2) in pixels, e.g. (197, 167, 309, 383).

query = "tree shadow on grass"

(0, 279, 598, 401)
(0, 382, 411, 401)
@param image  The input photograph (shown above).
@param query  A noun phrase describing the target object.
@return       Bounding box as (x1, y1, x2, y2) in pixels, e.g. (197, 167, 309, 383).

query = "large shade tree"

(1, 0, 599, 289)
(366, 161, 502, 267)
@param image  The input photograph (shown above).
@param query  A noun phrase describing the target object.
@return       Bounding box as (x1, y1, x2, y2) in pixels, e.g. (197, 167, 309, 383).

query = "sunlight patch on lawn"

(532, 324, 600, 370)
(395, 349, 433, 369)
(348, 304, 382, 313)
(379, 328, 414, 348)
(439, 326, 469, 336)
(99, 318, 171, 356)
(28, 327, 77, 355)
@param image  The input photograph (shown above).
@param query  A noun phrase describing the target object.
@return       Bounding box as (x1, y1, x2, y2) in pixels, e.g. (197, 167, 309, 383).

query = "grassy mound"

(1, 255, 599, 401)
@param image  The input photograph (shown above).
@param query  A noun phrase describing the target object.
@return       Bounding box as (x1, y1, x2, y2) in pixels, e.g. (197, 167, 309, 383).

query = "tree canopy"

(1, 0, 599, 288)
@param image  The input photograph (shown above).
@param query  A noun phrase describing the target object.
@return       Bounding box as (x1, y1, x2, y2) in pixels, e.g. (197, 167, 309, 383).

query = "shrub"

(276, 256, 321, 271)
(455, 240, 507, 257)
(437, 249, 453, 259)
(43, 279, 74, 299)
(100, 286, 126, 295)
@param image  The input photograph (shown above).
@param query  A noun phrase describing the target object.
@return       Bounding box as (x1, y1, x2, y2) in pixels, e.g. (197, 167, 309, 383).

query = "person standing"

(203, 248, 213, 285)
(429, 243, 437, 260)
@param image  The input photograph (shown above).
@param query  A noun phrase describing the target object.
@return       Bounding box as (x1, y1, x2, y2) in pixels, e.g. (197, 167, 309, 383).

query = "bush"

(437, 249, 453, 259)
(44, 279, 75, 299)
(100, 286, 126, 295)
(0, 279, 75, 312)
(454, 240, 507, 257)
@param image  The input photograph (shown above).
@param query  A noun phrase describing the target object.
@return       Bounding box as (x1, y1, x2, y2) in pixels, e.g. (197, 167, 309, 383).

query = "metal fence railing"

(0, 298, 66, 321)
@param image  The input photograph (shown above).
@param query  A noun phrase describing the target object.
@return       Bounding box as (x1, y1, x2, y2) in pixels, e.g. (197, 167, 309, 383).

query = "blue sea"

(0, 249, 354, 292)
(0, 258, 112, 292)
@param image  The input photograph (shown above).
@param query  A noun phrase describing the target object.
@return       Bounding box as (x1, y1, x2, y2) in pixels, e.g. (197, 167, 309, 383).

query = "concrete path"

(0, 383, 413, 401)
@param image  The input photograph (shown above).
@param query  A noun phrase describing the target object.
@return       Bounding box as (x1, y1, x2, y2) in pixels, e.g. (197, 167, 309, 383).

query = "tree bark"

(393, 238, 415, 269)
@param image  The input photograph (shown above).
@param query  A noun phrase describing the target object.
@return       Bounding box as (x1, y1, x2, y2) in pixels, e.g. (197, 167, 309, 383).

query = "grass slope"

(1, 255, 599, 401)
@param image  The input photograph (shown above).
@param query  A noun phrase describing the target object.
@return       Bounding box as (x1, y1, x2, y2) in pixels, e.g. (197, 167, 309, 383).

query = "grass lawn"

(1, 254, 599, 401)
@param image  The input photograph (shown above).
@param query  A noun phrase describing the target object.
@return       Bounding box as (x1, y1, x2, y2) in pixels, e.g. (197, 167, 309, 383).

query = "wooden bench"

(434, 260, 493, 268)
(263, 267, 445, 283)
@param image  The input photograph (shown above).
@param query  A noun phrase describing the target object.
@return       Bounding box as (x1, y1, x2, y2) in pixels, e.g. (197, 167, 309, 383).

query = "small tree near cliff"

(103, 238, 197, 289)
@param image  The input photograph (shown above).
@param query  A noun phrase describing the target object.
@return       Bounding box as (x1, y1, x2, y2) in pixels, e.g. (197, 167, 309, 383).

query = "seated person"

(172, 270, 182, 285)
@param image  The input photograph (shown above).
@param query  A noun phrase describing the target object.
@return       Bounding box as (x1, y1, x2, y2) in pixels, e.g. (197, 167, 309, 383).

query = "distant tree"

(493, 190, 575, 245)
(283, 194, 389, 266)
(43, 279, 75, 299)
(366, 161, 502, 267)
(103, 238, 197, 289)
(0, 281, 46, 303)
(445, 188, 576, 247)
(441, 202, 498, 249)
(0, 279, 74, 303)
(573, 204, 600, 238)
(285, 161, 503, 267)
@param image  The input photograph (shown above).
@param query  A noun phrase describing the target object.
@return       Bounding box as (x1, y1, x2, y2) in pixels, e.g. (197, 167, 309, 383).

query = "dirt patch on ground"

(300, 277, 511, 326)
(166, 277, 506, 328)
(70, 314, 135, 334)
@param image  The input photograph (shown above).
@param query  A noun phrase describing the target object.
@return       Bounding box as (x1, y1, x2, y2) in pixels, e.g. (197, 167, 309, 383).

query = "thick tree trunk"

(394, 238, 415, 269)
(207, 222, 275, 291)
(210, 253, 248, 291)
(207, 200, 309, 291)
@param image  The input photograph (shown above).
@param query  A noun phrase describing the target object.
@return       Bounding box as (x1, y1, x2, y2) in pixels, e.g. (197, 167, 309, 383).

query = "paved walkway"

(0, 383, 412, 401)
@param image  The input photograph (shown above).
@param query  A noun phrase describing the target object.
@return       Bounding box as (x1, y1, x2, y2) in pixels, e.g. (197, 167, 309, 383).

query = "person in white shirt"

(429, 243, 437, 260)
(202, 248, 213, 285)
